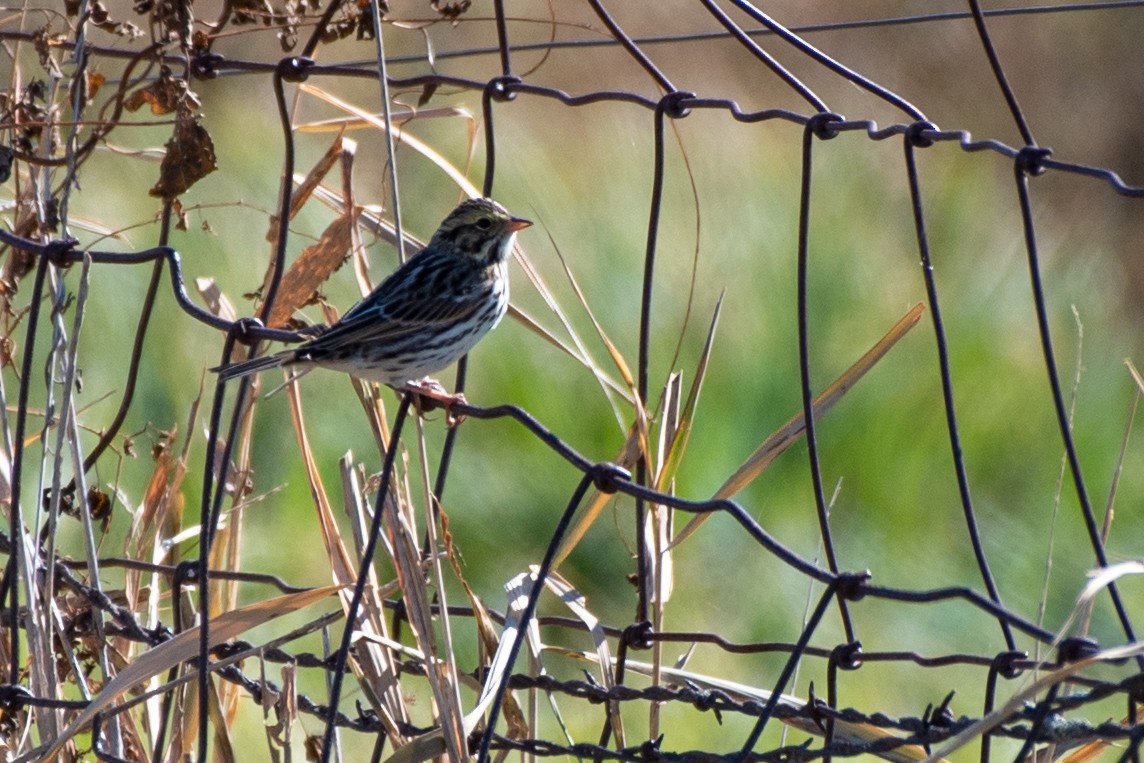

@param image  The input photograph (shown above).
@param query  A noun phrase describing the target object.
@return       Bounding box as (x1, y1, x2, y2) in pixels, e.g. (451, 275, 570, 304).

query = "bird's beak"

(505, 216, 532, 233)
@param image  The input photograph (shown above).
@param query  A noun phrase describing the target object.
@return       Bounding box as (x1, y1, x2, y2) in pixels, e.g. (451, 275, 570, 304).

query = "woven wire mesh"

(1, 1, 1143, 761)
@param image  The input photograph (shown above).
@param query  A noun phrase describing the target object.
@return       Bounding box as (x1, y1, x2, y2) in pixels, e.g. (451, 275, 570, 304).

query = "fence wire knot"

(44, 238, 79, 267)
(1016, 145, 1053, 177)
(277, 56, 315, 83)
(0, 684, 32, 712)
(622, 619, 654, 651)
(835, 571, 870, 601)
(831, 640, 864, 671)
(926, 690, 956, 730)
(588, 462, 630, 494)
(906, 120, 939, 148)
(191, 51, 225, 79)
(992, 649, 1028, 680)
(638, 734, 665, 761)
(807, 112, 844, 140)
(1057, 637, 1100, 665)
(1122, 672, 1144, 704)
(486, 75, 522, 102)
(173, 559, 200, 585)
(659, 90, 695, 119)
(231, 316, 266, 346)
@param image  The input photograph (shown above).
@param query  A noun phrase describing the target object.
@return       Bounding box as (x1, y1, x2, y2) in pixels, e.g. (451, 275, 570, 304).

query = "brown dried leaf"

(266, 135, 347, 245)
(87, 487, 112, 528)
(266, 213, 355, 328)
(125, 69, 198, 115)
(149, 115, 217, 200)
(87, 72, 106, 99)
(231, 0, 275, 25)
(33, 26, 65, 78)
(431, 0, 471, 20)
(139, 433, 173, 525)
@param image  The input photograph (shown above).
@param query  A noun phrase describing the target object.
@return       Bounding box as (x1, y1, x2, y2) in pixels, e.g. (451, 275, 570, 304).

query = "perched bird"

(215, 198, 530, 396)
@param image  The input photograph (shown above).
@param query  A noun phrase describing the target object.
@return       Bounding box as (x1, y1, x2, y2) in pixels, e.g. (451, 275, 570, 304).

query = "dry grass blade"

(380, 471, 467, 760)
(302, 179, 423, 257)
(263, 661, 296, 762)
(536, 222, 633, 421)
(38, 587, 341, 760)
(542, 571, 623, 746)
(1056, 561, 1144, 643)
(649, 373, 681, 601)
(466, 572, 536, 730)
(1095, 362, 1142, 553)
(439, 512, 529, 740)
(298, 84, 480, 197)
(449, 569, 567, 763)
(382, 732, 449, 763)
(36, 257, 95, 749)
(599, 329, 650, 458)
(507, 303, 632, 402)
(552, 424, 642, 570)
(673, 302, 926, 547)
(286, 384, 354, 586)
(545, 247, 701, 568)
(195, 277, 238, 322)
(194, 274, 252, 751)
(409, 416, 467, 753)
(286, 377, 409, 739)
(1046, 713, 1133, 763)
(270, 133, 346, 241)
(470, 569, 582, 754)
(123, 412, 199, 746)
(647, 371, 682, 739)
(716, 301, 925, 498)
(924, 640, 1144, 763)
(265, 137, 358, 327)
(205, 677, 237, 763)
(296, 106, 475, 134)
(657, 293, 723, 492)
(933, 563, 1144, 763)
(553, 229, 652, 458)
(0, 444, 9, 508)
(381, 563, 543, 763)
(383, 571, 536, 763)
(1126, 358, 1144, 394)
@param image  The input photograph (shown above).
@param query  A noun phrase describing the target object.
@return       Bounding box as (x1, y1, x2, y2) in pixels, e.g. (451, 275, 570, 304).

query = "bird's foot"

(401, 378, 467, 426)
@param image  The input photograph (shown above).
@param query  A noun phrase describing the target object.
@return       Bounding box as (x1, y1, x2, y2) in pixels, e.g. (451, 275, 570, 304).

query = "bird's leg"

(401, 378, 467, 426)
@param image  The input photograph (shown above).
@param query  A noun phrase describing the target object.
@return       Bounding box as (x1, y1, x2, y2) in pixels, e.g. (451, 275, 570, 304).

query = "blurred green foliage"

(8, 3, 1144, 758)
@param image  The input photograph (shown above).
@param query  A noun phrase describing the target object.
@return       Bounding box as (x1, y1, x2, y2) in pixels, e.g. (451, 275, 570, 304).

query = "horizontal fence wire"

(0, 2, 1142, 762)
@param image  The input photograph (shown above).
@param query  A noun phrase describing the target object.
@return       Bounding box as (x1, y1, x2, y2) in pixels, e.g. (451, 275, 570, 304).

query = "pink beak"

(505, 216, 532, 233)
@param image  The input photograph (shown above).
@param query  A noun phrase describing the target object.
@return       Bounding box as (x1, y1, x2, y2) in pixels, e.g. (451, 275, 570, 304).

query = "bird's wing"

(306, 280, 490, 350)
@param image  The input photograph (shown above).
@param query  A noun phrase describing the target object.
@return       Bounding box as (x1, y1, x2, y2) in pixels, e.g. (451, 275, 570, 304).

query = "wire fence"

(1, 1, 1143, 761)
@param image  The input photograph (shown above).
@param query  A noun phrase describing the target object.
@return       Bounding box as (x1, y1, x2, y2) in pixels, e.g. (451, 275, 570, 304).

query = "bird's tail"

(212, 351, 291, 381)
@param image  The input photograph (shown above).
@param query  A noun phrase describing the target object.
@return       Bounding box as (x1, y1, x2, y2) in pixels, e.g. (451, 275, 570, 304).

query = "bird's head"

(433, 197, 532, 265)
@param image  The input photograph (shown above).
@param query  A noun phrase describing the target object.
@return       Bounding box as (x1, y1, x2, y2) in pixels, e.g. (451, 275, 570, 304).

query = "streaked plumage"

(215, 198, 530, 386)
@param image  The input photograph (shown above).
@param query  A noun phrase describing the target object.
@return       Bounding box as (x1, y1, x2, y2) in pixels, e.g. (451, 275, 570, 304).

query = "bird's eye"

(475, 217, 493, 230)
